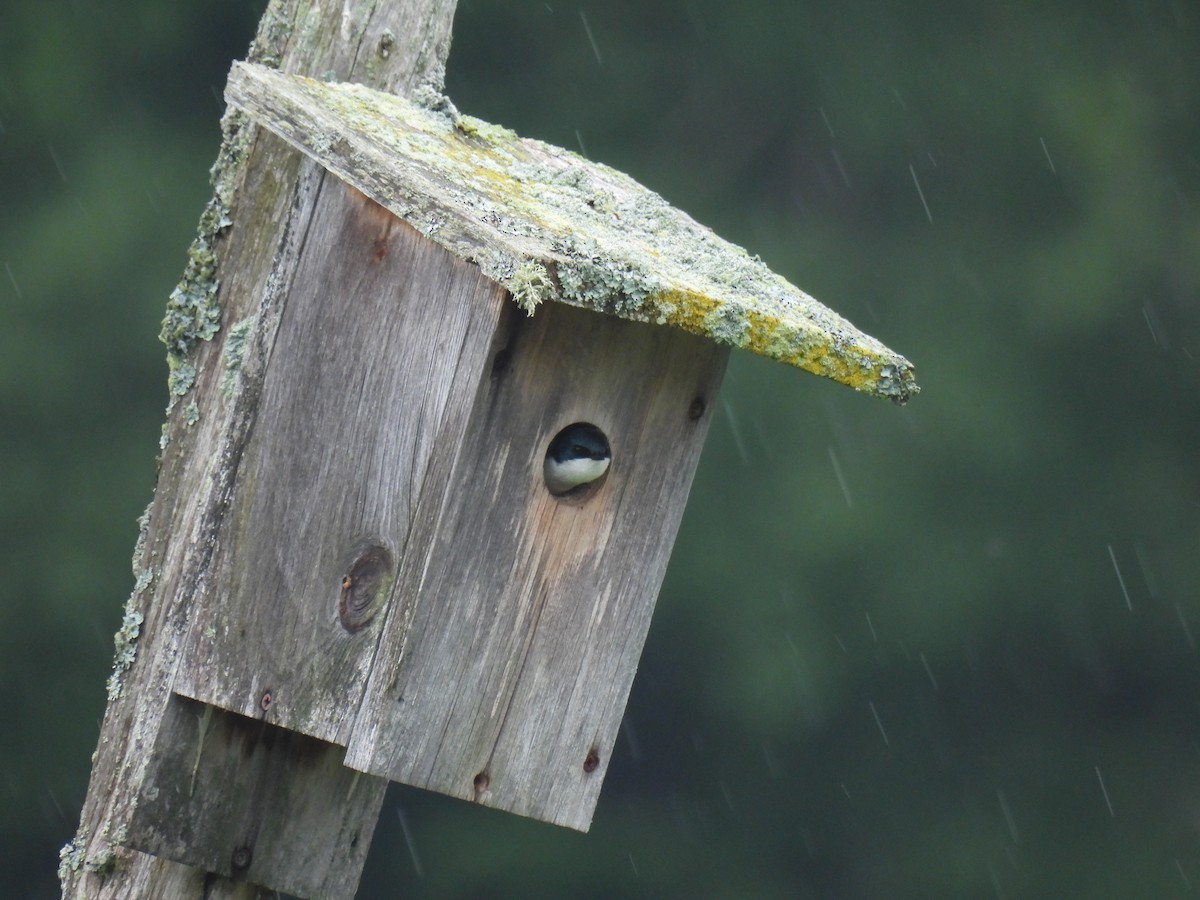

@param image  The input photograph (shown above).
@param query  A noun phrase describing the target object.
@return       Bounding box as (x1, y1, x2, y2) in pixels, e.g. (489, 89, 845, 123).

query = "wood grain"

(125, 695, 379, 900)
(172, 181, 507, 746)
(347, 300, 728, 830)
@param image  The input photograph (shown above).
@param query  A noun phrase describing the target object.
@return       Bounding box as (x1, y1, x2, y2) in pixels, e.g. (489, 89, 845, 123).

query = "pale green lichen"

(84, 843, 118, 877)
(59, 825, 125, 886)
(58, 831, 87, 885)
(309, 129, 336, 158)
(107, 604, 145, 701)
(160, 232, 218, 413)
(221, 313, 258, 397)
(165, 357, 196, 400)
(702, 301, 752, 348)
(106, 566, 153, 701)
(554, 234, 656, 315)
(160, 240, 220, 381)
(455, 113, 518, 144)
(210, 108, 255, 211)
(133, 567, 154, 594)
(159, 106, 254, 413)
(509, 261, 553, 315)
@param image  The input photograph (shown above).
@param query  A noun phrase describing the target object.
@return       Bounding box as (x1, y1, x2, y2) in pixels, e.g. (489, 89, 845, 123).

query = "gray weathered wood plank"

(124, 696, 379, 899)
(172, 179, 508, 745)
(346, 300, 728, 830)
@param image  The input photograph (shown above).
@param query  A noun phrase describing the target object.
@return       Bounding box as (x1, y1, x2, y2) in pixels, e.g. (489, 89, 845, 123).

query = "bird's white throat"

(544, 455, 611, 495)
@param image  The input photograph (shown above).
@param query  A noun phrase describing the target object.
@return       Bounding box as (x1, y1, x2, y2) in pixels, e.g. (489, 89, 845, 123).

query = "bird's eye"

(573, 444, 589, 456)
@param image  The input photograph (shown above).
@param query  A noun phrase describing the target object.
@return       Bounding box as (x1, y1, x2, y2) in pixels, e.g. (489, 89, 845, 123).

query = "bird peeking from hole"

(544, 423, 611, 496)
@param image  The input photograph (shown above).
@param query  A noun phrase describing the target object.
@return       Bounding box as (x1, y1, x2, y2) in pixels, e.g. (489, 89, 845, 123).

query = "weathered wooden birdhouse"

(114, 61, 916, 897)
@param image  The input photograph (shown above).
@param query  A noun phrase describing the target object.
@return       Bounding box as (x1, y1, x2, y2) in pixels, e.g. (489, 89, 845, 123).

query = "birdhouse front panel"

(345, 296, 728, 830)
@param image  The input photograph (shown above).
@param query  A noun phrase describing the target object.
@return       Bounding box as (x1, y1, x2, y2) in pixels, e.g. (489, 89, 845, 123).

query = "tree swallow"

(544, 423, 611, 495)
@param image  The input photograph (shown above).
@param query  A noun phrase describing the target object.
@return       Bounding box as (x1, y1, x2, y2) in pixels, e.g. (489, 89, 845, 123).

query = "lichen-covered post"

(61, 2, 460, 898)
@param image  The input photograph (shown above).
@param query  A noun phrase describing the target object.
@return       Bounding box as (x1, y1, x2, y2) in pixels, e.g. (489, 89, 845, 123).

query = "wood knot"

(583, 748, 601, 774)
(231, 845, 253, 872)
(338, 545, 394, 632)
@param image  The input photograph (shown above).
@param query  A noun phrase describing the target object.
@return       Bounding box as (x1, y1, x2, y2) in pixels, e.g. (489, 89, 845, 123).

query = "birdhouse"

(121, 61, 916, 892)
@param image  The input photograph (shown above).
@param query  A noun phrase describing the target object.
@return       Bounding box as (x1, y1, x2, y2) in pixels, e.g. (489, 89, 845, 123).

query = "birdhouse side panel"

(172, 179, 508, 744)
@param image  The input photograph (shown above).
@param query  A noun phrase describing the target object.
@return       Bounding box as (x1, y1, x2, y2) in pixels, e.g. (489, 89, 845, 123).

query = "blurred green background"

(4, 1, 1199, 897)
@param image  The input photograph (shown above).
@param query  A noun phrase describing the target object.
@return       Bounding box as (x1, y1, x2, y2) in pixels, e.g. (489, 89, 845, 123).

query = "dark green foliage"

(3, 1, 1198, 897)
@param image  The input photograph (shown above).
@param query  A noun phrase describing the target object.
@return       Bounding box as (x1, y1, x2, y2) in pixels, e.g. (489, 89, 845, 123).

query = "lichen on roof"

(225, 62, 918, 403)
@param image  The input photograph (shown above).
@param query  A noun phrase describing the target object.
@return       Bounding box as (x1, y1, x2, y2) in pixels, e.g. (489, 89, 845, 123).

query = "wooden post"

(63, 4, 917, 899)
(61, 2, 461, 898)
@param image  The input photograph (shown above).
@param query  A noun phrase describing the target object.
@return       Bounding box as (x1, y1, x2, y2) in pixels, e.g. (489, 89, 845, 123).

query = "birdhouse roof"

(226, 62, 918, 403)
